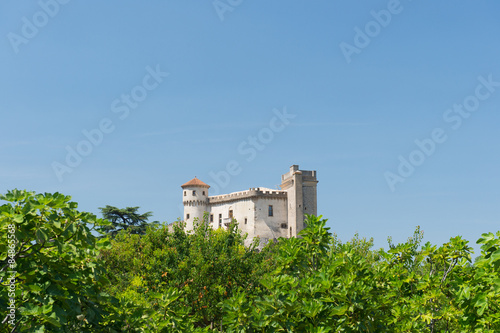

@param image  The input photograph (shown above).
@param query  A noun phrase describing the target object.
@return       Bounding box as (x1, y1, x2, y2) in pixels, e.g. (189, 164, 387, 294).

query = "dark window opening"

(281, 223, 287, 229)
(193, 190, 196, 196)
(268, 205, 273, 217)
(244, 218, 248, 225)
(219, 214, 222, 227)
(229, 210, 233, 219)
(210, 214, 214, 222)
(184, 191, 186, 196)
(186, 214, 190, 220)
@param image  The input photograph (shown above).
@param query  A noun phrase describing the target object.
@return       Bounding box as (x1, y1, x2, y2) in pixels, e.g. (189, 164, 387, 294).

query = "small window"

(202, 191, 205, 195)
(210, 214, 214, 222)
(219, 214, 222, 227)
(281, 223, 287, 229)
(268, 205, 273, 217)
(184, 191, 186, 196)
(193, 190, 196, 196)
(186, 214, 190, 220)
(229, 210, 233, 219)
(244, 218, 247, 225)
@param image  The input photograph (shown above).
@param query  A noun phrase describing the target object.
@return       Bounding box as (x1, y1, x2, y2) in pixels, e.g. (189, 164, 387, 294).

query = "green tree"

(0, 190, 115, 332)
(99, 206, 155, 237)
(100, 214, 271, 331)
(455, 232, 500, 332)
(223, 215, 500, 332)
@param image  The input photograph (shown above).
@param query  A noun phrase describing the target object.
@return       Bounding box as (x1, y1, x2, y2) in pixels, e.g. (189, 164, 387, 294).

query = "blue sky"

(1, 1, 499, 255)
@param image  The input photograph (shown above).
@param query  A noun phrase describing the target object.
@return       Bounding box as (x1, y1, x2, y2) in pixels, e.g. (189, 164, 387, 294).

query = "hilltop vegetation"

(1, 190, 500, 332)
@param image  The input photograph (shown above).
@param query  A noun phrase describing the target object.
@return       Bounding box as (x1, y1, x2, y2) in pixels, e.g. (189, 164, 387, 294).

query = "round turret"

(181, 177, 210, 230)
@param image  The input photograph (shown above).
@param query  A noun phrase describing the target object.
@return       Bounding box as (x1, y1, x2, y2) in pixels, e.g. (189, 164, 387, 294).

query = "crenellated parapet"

(183, 199, 209, 206)
(209, 187, 287, 204)
(301, 170, 317, 182)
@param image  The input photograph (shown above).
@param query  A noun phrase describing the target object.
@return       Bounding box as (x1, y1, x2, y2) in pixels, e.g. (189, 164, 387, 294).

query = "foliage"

(99, 206, 155, 237)
(0, 190, 115, 332)
(223, 215, 500, 332)
(100, 214, 272, 331)
(2, 190, 500, 332)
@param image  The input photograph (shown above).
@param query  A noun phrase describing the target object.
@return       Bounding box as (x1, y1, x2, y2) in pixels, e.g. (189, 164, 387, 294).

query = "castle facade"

(182, 165, 318, 244)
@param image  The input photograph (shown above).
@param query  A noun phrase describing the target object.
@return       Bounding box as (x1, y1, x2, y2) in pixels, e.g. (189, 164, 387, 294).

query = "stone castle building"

(181, 165, 318, 244)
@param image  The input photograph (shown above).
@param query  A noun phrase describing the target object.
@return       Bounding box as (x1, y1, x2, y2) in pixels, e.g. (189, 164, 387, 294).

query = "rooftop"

(181, 177, 210, 188)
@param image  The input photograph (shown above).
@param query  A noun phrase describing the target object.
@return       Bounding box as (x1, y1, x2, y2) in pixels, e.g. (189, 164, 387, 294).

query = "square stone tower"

(280, 165, 318, 237)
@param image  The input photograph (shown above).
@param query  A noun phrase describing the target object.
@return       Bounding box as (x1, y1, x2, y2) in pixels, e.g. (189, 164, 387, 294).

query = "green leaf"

(330, 305, 347, 316)
(22, 303, 44, 316)
(42, 312, 62, 327)
(53, 219, 62, 229)
(490, 249, 500, 263)
(36, 229, 48, 243)
(475, 296, 488, 316)
(27, 284, 43, 292)
(493, 279, 500, 293)
(42, 304, 53, 314)
(54, 239, 64, 253)
(33, 325, 46, 333)
(477, 233, 494, 245)
(12, 214, 23, 223)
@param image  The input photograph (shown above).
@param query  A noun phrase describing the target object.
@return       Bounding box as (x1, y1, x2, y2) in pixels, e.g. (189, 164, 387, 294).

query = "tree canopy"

(2, 190, 500, 332)
(99, 205, 155, 237)
(0, 190, 114, 332)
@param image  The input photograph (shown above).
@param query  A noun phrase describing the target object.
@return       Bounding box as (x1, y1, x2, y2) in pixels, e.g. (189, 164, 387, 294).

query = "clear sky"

(1, 1, 499, 255)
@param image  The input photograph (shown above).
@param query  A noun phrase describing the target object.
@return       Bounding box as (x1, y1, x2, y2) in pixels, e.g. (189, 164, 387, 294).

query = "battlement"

(209, 187, 287, 204)
(281, 165, 317, 182)
(300, 170, 317, 179)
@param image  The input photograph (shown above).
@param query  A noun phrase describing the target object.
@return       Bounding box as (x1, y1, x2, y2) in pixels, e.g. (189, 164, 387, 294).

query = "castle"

(182, 165, 318, 244)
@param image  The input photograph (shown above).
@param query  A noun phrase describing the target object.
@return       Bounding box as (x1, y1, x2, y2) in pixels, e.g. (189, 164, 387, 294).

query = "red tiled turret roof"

(181, 177, 210, 188)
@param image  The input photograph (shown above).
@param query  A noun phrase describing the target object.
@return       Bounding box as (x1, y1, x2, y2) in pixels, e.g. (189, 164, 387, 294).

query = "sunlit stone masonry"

(182, 165, 318, 246)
